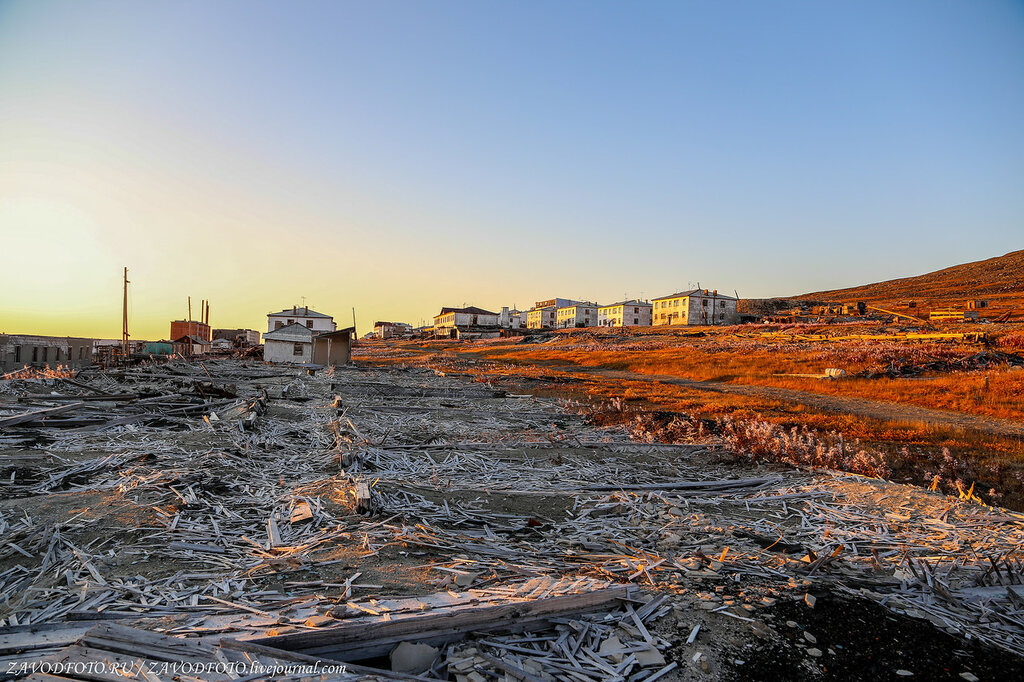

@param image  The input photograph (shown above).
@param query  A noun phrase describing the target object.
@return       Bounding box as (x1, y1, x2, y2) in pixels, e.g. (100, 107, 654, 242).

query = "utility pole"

(121, 267, 130, 365)
(351, 307, 357, 337)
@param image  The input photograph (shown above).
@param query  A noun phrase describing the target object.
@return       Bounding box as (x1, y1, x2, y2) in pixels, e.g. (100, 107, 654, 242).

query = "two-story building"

(373, 321, 413, 339)
(598, 300, 653, 327)
(652, 290, 738, 326)
(526, 308, 556, 329)
(267, 306, 337, 333)
(0, 334, 95, 372)
(433, 306, 500, 338)
(556, 303, 599, 329)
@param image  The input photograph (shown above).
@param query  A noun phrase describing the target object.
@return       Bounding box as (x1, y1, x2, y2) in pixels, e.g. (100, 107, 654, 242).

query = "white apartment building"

(267, 306, 337, 333)
(556, 303, 598, 329)
(652, 289, 739, 326)
(433, 306, 500, 338)
(598, 300, 653, 327)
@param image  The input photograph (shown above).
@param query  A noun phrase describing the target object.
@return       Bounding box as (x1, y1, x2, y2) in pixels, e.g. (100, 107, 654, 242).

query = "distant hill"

(793, 250, 1024, 309)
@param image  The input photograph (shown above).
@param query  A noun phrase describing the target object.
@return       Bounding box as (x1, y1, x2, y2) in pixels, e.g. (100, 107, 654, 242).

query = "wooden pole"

(121, 267, 130, 364)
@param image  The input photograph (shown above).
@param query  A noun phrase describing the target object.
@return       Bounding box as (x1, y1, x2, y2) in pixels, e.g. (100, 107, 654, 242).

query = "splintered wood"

(2, 357, 1024, 679)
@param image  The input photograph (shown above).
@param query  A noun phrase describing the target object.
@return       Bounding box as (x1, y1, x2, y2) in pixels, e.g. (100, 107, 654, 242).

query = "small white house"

(267, 306, 336, 334)
(652, 289, 739, 326)
(556, 303, 599, 328)
(262, 323, 316, 363)
(498, 307, 526, 329)
(598, 300, 652, 327)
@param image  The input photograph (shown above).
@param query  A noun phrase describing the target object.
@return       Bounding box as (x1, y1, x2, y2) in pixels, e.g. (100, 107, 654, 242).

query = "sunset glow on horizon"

(2, 1, 1022, 340)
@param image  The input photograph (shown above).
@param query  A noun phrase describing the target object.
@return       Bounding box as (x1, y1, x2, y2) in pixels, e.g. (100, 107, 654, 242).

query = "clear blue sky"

(1, 1, 1022, 336)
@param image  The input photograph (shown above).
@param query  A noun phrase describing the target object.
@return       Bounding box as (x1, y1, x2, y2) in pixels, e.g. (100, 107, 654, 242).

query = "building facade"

(212, 329, 261, 346)
(0, 335, 95, 372)
(556, 303, 598, 328)
(267, 306, 337, 333)
(432, 306, 500, 338)
(170, 320, 211, 343)
(373, 321, 413, 339)
(652, 290, 739, 326)
(526, 308, 556, 329)
(598, 300, 653, 327)
(262, 323, 316, 363)
(498, 307, 526, 329)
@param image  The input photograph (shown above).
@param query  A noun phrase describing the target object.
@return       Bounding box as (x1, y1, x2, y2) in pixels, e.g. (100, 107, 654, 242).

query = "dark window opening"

(293, 343, 304, 356)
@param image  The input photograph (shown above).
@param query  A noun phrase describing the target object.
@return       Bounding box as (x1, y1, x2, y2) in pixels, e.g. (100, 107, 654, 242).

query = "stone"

(303, 614, 334, 627)
(390, 642, 438, 674)
(895, 671, 913, 677)
(635, 646, 666, 667)
(959, 673, 979, 682)
(804, 593, 817, 608)
(454, 571, 478, 587)
(598, 635, 624, 663)
(806, 648, 823, 658)
(803, 632, 817, 644)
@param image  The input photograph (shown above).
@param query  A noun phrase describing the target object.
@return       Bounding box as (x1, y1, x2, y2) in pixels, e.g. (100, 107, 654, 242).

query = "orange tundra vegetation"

(355, 324, 1024, 508)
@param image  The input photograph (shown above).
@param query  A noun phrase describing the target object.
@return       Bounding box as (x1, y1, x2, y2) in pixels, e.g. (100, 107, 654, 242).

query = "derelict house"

(598, 300, 653, 327)
(0, 334, 95, 372)
(432, 306, 500, 339)
(652, 289, 738, 326)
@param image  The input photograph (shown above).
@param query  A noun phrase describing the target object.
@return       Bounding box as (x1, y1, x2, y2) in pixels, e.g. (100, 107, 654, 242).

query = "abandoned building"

(212, 328, 261, 346)
(312, 327, 354, 365)
(556, 302, 599, 329)
(0, 334, 95, 372)
(498, 307, 527, 329)
(172, 335, 211, 356)
(652, 289, 739, 326)
(267, 306, 336, 333)
(373, 321, 413, 339)
(598, 300, 653, 327)
(170, 320, 211, 343)
(141, 340, 175, 356)
(526, 298, 582, 330)
(262, 323, 353, 364)
(432, 306, 500, 338)
(262, 323, 315, 363)
(526, 307, 557, 330)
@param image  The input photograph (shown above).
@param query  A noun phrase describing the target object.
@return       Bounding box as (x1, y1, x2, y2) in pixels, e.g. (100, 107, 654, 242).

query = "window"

(14, 346, 20, 363)
(634, 307, 639, 313)
(275, 321, 283, 330)
(287, 319, 294, 325)
(293, 343, 304, 356)
(79, 347, 84, 360)
(32, 347, 38, 363)
(306, 320, 313, 328)
(634, 318, 639, 324)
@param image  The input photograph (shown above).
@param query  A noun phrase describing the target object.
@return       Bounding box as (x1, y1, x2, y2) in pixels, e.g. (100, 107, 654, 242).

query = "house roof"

(599, 300, 653, 309)
(314, 327, 355, 340)
(173, 335, 210, 344)
(436, 306, 499, 317)
(652, 290, 737, 301)
(374, 321, 411, 327)
(267, 307, 333, 319)
(263, 323, 316, 341)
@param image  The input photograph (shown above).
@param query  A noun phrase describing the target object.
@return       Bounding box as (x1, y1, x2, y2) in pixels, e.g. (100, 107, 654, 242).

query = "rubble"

(1, 358, 1024, 678)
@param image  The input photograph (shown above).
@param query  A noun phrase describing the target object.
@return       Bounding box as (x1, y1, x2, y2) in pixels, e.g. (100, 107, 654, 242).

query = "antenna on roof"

(734, 289, 740, 300)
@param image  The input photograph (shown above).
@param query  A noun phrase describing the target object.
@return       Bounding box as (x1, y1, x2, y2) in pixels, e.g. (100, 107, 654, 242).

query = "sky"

(1, 0, 1022, 339)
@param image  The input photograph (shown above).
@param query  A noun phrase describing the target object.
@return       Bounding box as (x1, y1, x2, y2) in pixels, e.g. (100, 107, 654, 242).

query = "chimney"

(293, 305, 297, 314)
(305, 306, 309, 315)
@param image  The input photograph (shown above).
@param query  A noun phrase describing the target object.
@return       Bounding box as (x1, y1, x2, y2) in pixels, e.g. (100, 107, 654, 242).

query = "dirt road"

(570, 365, 1024, 438)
